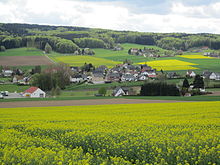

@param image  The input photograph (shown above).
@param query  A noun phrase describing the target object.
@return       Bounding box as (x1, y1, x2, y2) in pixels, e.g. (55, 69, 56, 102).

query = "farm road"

(0, 99, 189, 108)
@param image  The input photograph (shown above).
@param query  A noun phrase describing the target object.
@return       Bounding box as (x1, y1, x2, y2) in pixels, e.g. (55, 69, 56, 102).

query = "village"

(1, 59, 220, 99)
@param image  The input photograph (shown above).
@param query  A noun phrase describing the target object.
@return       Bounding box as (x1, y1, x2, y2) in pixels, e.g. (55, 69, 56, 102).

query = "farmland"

(48, 43, 220, 72)
(0, 55, 54, 66)
(179, 55, 215, 59)
(0, 102, 219, 164)
(0, 47, 43, 57)
(138, 59, 198, 71)
(0, 47, 53, 66)
(54, 56, 118, 67)
(1, 44, 220, 71)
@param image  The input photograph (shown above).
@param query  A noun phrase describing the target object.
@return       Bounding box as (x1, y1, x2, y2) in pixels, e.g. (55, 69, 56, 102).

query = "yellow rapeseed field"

(139, 59, 199, 70)
(179, 55, 215, 59)
(54, 56, 119, 67)
(0, 102, 219, 164)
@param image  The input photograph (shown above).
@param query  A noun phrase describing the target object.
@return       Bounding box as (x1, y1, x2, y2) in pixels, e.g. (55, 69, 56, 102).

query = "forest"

(1, 23, 220, 53)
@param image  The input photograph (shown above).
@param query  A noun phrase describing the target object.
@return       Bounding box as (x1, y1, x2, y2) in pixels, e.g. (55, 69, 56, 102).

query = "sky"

(1, 0, 220, 33)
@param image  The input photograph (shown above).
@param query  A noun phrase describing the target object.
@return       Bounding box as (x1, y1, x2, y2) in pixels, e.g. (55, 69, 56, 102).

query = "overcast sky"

(1, 0, 220, 33)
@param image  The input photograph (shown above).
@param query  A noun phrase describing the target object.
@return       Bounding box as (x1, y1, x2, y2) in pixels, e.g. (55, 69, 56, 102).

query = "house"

(113, 44, 123, 51)
(184, 93, 192, 97)
(167, 72, 179, 79)
(106, 73, 121, 82)
(12, 76, 18, 84)
(70, 66, 80, 72)
(142, 70, 157, 78)
(121, 74, 136, 82)
(111, 67, 121, 73)
(2, 70, 13, 77)
(138, 75, 147, 81)
(130, 48, 139, 54)
(92, 72, 105, 82)
(126, 65, 138, 71)
(202, 70, 212, 79)
(186, 70, 196, 77)
(98, 65, 108, 71)
(23, 87, 46, 98)
(209, 72, 220, 80)
(70, 74, 88, 83)
(201, 46, 209, 50)
(141, 64, 152, 71)
(112, 87, 129, 97)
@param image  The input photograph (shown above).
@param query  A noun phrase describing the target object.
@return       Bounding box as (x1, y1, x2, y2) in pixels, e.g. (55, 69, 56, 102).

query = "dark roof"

(113, 87, 129, 94)
(107, 73, 121, 78)
(93, 73, 104, 77)
(122, 74, 135, 79)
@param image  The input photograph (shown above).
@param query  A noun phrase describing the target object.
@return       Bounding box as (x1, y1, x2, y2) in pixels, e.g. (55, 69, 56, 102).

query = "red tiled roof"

(24, 87, 39, 94)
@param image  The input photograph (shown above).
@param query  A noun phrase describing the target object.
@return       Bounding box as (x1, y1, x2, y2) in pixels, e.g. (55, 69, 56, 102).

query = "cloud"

(171, 2, 220, 19)
(0, 0, 220, 33)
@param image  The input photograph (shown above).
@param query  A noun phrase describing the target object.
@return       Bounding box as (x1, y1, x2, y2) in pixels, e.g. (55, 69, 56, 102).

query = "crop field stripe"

(0, 101, 219, 164)
(179, 55, 216, 59)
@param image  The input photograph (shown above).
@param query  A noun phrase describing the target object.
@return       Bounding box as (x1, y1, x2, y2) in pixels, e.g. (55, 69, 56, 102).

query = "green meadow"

(0, 47, 43, 56)
(0, 44, 220, 72)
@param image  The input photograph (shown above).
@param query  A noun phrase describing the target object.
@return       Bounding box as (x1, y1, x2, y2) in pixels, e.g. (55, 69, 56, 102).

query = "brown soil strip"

(0, 56, 54, 66)
(207, 91, 220, 96)
(0, 99, 189, 108)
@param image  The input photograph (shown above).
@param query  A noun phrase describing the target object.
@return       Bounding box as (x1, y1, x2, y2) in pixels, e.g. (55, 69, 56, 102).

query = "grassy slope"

(0, 47, 43, 56)
(49, 43, 168, 66)
(0, 84, 30, 92)
(93, 43, 152, 63)
(1, 45, 220, 72)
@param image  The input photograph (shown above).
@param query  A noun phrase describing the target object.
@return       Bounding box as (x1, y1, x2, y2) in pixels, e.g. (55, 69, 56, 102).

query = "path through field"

(0, 98, 191, 108)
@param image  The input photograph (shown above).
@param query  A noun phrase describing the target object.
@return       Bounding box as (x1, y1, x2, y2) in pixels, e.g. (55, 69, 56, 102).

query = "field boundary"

(0, 99, 192, 108)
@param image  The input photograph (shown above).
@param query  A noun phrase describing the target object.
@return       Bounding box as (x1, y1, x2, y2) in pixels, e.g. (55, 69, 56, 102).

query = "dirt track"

(0, 56, 53, 66)
(0, 99, 189, 108)
(207, 91, 220, 96)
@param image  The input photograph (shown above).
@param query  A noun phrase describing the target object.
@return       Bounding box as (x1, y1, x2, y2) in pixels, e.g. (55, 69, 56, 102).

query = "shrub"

(140, 82, 180, 96)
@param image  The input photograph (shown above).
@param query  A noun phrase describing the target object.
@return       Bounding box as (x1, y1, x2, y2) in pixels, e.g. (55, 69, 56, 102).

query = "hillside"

(0, 43, 220, 73)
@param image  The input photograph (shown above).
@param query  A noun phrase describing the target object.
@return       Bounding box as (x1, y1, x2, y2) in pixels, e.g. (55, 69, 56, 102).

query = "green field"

(0, 102, 219, 164)
(48, 43, 168, 66)
(0, 84, 30, 92)
(93, 43, 155, 63)
(48, 43, 220, 72)
(1, 44, 220, 72)
(0, 47, 43, 56)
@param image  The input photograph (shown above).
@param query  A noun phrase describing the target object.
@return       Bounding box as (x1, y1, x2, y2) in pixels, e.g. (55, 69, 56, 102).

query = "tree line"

(1, 23, 220, 53)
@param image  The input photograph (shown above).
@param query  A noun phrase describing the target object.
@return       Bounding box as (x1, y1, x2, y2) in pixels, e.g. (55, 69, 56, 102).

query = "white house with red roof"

(23, 87, 46, 98)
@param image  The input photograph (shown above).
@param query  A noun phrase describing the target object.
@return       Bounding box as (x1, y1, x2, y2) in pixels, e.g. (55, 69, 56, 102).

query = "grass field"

(1, 45, 220, 72)
(50, 43, 220, 72)
(0, 47, 43, 56)
(0, 84, 30, 92)
(49, 43, 168, 66)
(0, 102, 219, 164)
(93, 43, 158, 63)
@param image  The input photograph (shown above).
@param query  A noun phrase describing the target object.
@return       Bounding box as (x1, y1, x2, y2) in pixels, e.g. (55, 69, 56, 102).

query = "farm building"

(2, 70, 13, 77)
(23, 87, 46, 98)
(209, 72, 220, 80)
(186, 70, 196, 77)
(112, 87, 129, 97)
